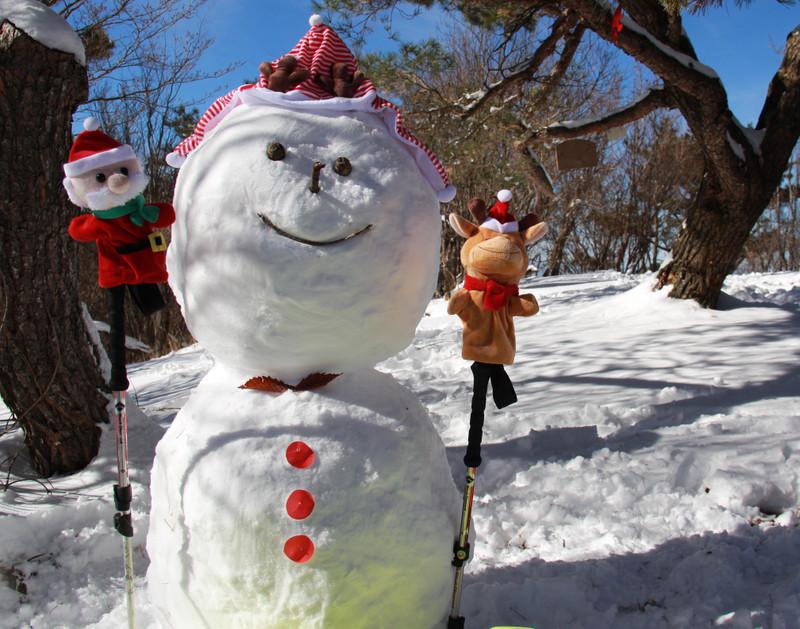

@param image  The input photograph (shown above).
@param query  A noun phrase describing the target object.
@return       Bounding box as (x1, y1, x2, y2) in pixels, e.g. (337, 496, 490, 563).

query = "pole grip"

(108, 286, 129, 391)
(464, 362, 491, 467)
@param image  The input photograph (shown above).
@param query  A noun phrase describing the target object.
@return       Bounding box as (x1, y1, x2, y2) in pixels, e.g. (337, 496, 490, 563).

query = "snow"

(168, 104, 441, 382)
(147, 365, 458, 628)
(0, 0, 85, 65)
(2, 270, 800, 628)
(733, 117, 767, 157)
(621, 14, 719, 79)
(91, 320, 151, 354)
(727, 132, 746, 161)
(154, 96, 453, 627)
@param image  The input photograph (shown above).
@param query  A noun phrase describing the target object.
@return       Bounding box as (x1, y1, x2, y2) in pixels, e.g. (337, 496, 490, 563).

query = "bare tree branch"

(459, 10, 578, 118)
(527, 23, 586, 108)
(527, 87, 675, 141)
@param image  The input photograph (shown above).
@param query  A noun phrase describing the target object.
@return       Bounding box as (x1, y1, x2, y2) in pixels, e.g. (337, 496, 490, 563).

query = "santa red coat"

(68, 203, 175, 288)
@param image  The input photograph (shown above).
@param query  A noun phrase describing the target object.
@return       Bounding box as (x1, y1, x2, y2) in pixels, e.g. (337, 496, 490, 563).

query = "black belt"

(116, 231, 167, 254)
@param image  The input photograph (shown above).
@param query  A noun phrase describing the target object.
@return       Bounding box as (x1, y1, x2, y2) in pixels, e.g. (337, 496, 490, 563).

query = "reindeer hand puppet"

(449, 189, 547, 463)
(448, 190, 547, 366)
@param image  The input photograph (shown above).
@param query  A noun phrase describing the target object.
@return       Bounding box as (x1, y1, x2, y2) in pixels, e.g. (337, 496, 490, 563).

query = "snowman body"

(146, 101, 459, 628)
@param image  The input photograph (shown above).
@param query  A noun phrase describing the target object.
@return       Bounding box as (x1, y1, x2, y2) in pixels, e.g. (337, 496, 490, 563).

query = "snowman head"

(167, 17, 454, 382)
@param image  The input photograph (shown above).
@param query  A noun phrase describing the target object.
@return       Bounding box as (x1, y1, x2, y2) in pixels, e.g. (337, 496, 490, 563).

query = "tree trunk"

(656, 172, 768, 307)
(0, 22, 108, 476)
(545, 200, 580, 276)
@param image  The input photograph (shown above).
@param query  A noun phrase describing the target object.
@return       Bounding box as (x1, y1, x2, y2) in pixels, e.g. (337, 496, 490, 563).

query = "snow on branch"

(538, 87, 674, 140)
(619, 14, 717, 79)
(563, 0, 724, 101)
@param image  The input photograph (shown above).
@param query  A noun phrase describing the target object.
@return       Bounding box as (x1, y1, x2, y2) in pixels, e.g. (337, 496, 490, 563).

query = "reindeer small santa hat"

(167, 15, 456, 203)
(63, 118, 136, 177)
(481, 190, 519, 233)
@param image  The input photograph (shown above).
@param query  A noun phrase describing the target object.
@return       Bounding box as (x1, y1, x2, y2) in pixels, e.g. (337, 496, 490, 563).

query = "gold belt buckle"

(148, 231, 167, 252)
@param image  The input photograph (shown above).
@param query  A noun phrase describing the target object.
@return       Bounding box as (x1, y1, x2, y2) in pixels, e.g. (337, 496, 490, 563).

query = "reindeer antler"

(467, 198, 487, 224)
(259, 55, 310, 93)
(315, 62, 366, 98)
(518, 213, 542, 231)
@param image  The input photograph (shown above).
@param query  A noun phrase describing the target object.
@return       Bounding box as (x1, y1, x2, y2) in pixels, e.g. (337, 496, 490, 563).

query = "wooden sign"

(556, 139, 599, 171)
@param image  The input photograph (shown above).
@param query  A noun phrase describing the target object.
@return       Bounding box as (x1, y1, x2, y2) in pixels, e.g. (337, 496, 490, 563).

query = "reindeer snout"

(107, 173, 130, 194)
(469, 235, 526, 277)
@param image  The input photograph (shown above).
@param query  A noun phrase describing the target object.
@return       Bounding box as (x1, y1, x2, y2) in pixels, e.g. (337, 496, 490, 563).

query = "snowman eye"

(119, 167, 129, 176)
(333, 157, 352, 177)
(267, 142, 286, 161)
(95, 173, 106, 183)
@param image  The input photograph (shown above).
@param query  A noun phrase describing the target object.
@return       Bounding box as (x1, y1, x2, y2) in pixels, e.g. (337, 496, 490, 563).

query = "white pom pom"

(165, 151, 186, 169)
(83, 117, 100, 132)
(497, 189, 512, 202)
(309, 14, 324, 26)
(437, 185, 457, 203)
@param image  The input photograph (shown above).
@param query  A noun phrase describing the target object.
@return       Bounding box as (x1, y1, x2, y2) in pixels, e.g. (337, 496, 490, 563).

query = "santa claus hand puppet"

(63, 118, 175, 312)
(448, 190, 547, 466)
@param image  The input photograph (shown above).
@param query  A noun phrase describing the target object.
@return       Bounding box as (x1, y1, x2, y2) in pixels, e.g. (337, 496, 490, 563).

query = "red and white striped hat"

(167, 15, 456, 203)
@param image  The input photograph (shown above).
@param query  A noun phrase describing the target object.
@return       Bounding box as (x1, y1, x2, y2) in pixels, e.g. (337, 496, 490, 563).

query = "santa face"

(63, 157, 147, 210)
(168, 105, 441, 380)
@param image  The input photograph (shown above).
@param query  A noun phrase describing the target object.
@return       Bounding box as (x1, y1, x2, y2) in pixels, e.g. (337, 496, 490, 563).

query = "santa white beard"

(63, 171, 149, 211)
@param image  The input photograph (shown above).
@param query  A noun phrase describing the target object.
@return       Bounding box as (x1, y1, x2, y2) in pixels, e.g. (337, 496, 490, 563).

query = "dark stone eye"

(267, 142, 286, 161)
(95, 173, 106, 182)
(120, 167, 129, 176)
(333, 157, 352, 176)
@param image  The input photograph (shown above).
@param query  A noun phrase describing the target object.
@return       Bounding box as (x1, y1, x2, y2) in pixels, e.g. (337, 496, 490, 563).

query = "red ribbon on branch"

(611, 4, 623, 43)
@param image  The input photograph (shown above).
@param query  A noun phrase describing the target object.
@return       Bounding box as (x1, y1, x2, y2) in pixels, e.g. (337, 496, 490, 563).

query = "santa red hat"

(63, 118, 136, 177)
(167, 15, 456, 203)
(482, 190, 519, 233)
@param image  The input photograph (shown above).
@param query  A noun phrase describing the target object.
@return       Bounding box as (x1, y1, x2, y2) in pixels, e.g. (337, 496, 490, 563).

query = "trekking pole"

(448, 464, 478, 629)
(447, 363, 491, 629)
(108, 285, 135, 629)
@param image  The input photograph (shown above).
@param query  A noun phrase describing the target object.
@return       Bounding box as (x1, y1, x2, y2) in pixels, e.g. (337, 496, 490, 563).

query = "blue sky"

(185, 1, 798, 126)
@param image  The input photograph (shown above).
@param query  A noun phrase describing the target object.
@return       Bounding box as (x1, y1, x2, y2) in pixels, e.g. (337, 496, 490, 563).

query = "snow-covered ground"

(2, 271, 799, 629)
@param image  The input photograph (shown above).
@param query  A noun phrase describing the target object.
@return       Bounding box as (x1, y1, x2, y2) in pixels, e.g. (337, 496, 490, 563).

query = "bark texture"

(556, 1, 800, 307)
(0, 22, 108, 476)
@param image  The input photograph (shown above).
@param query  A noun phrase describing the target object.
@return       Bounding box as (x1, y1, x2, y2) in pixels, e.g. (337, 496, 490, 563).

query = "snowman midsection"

(147, 367, 459, 619)
(155, 367, 456, 513)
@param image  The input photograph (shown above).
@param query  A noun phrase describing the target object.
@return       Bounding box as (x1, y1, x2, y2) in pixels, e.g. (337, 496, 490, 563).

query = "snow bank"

(3, 272, 800, 628)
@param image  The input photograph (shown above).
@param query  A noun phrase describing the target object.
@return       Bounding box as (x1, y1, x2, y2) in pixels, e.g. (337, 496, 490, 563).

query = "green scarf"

(91, 195, 160, 227)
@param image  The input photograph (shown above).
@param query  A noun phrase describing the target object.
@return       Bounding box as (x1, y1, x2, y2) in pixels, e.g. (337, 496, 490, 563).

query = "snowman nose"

(107, 173, 129, 194)
(309, 161, 325, 194)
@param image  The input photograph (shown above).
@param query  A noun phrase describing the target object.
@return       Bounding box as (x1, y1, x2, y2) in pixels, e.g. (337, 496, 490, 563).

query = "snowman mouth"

(257, 212, 372, 246)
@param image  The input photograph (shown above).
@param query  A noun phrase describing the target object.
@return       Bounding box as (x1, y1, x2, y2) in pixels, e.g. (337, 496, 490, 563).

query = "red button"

(286, 489, 315, 520)
(283, 535, 315, 563)
(286, 441, 314, 469)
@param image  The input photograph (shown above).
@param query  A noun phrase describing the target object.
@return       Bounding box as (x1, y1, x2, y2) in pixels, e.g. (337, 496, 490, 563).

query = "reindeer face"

(461, 229, 528, 283)
(450, 213, 548, 284)
(168, 105, 441, 379)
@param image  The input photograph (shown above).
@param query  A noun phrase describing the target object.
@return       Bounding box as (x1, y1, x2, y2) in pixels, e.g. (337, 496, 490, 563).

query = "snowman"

(146, 15, 460, 629)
